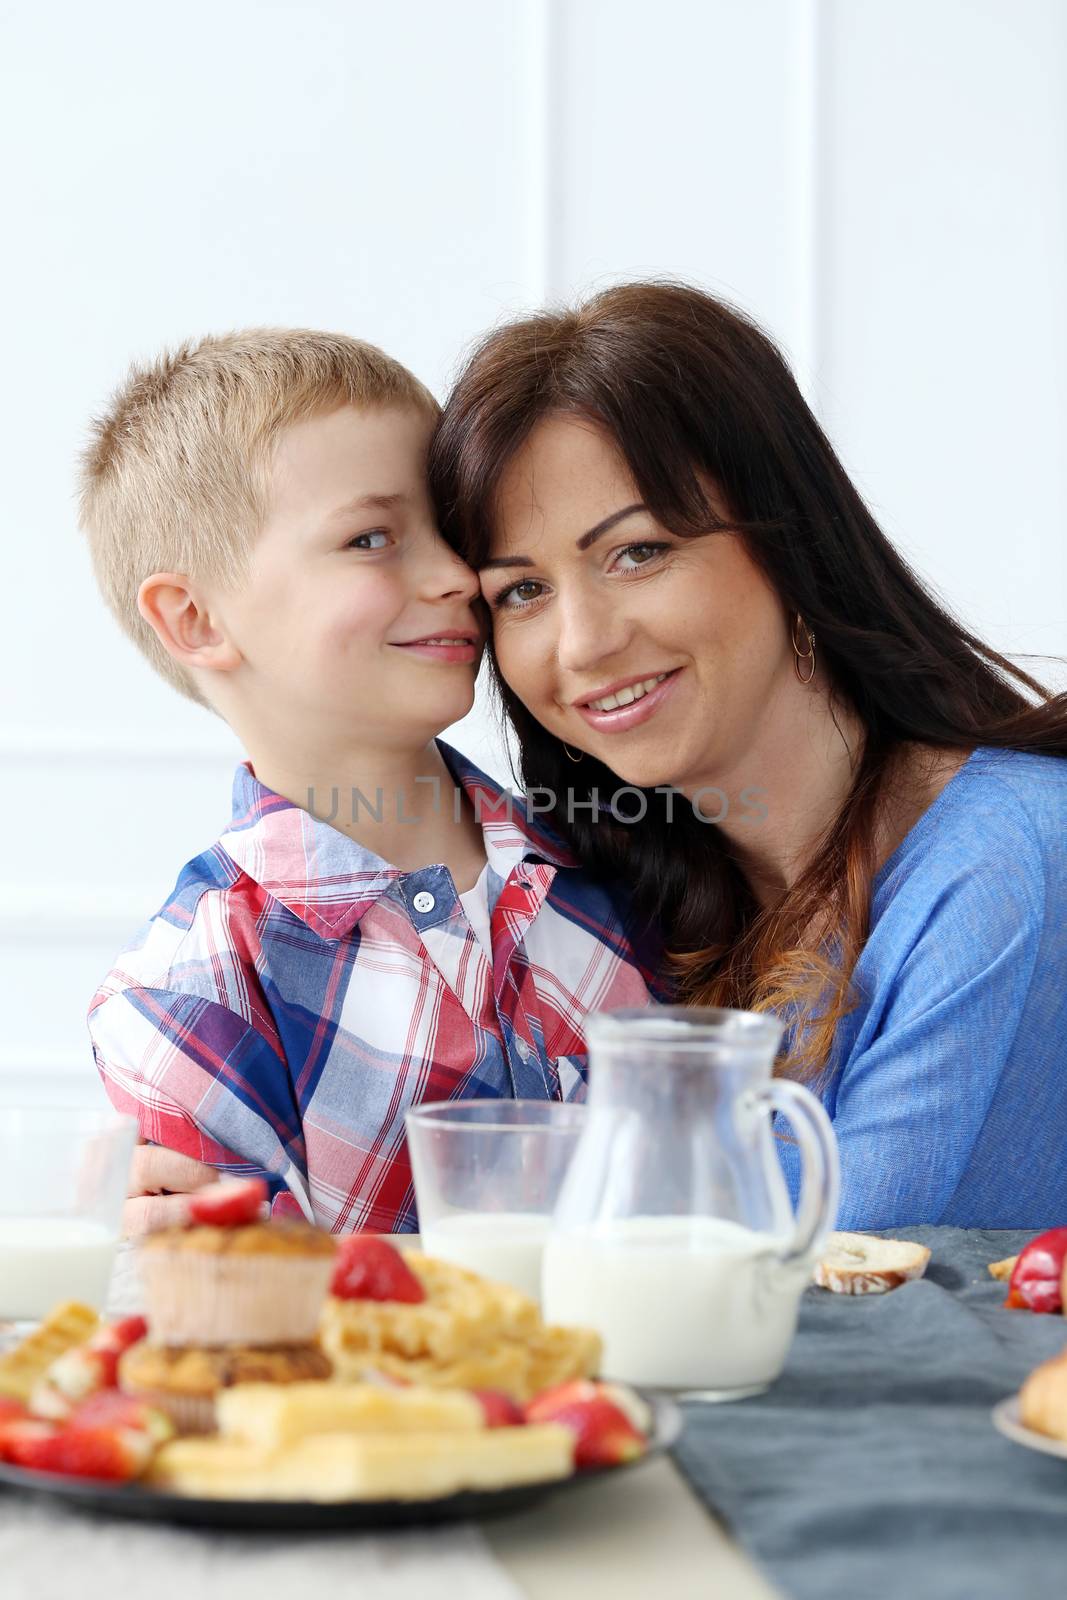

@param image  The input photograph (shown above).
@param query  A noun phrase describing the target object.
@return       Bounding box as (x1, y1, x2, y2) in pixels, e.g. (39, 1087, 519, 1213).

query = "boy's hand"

(123, 1142, 219, 1236)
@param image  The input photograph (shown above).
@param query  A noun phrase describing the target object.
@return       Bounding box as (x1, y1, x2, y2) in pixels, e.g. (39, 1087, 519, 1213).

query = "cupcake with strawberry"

(136, 1178, 335, 1347)
(120, 1178, 337, 1433)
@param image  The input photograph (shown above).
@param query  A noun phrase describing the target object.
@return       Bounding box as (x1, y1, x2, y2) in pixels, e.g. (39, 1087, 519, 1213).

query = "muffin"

(119, 1339, 333, 1435)
(139, 1219, 336, 1347)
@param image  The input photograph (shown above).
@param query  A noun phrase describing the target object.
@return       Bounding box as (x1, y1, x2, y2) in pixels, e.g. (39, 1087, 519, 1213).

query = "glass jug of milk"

(541, 1007, 840, 1399)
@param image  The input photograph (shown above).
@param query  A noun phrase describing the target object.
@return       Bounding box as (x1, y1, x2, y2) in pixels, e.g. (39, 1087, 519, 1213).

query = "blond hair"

(78, 327, 438, 712)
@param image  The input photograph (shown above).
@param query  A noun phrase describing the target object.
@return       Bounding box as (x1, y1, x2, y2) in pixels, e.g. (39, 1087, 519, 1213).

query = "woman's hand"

(123, 1140, 219, 1236)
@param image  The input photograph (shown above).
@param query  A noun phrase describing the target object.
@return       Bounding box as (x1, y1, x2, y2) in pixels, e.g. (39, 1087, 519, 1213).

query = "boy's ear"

(137, 571, 242, 674)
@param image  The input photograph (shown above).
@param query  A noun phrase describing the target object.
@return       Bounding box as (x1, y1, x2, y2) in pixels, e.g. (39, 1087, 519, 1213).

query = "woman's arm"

(777, 816, 1050, 1229)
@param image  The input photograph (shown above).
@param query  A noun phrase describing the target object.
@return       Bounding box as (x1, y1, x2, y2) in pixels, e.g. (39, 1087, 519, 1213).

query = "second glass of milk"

(405, 1100, 586, 1300)
(0, 1103, 138, 1328)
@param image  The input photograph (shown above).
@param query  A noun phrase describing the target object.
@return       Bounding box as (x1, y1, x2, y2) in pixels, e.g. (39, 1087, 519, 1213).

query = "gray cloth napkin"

(672, 1226, 1067, 1600)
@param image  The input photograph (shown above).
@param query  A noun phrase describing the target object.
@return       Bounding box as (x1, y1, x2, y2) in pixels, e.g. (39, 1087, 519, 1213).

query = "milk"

(0, 1217, 119, 1319)
(420, 1212, 549, 1300)
(541, 1215, 805, 1393)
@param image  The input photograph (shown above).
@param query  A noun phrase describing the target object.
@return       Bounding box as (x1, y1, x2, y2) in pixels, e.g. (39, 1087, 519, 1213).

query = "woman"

(429, 280, 1067, 1230)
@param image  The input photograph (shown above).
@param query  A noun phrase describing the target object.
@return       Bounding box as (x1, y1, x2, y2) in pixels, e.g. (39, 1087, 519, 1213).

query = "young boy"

(81, 329, 656, 1235)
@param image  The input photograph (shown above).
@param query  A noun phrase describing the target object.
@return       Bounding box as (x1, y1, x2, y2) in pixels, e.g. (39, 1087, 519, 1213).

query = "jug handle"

(747, 1079, 841, 1265)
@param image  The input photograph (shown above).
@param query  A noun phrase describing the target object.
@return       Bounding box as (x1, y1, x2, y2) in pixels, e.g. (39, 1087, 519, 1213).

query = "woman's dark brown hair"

(429, 280, 1067, 1084)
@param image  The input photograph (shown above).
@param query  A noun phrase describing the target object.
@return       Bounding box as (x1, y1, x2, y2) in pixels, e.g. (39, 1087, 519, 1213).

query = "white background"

(1, 0, 1064, 1100)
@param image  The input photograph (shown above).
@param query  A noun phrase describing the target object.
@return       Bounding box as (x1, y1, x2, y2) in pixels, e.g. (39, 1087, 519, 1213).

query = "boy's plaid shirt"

(87, 741, 659, 1232)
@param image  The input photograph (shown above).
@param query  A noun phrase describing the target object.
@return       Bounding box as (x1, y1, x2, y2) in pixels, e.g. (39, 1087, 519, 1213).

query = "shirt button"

(515, 1038, 533, 1062)
(412, 891, 436, 913)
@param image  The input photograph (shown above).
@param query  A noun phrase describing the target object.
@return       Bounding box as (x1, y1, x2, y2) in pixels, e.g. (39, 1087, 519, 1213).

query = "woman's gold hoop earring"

(792, 612, 816, 684)
(563, 744, 584, 763)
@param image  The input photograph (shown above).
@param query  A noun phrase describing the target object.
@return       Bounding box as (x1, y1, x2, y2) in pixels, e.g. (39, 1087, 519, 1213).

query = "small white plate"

(991, 1395, 1067, 1461)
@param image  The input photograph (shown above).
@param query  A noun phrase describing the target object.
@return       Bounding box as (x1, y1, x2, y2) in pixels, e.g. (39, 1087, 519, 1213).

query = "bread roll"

(814, 1232, 931, 1295)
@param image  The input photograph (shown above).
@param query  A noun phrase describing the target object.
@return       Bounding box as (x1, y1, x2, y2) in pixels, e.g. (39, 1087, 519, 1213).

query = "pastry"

(813, 1232, 931, 1295)
(216, 1380, 484, 1449)
(147, 1422, 576, 1500)
(1019, 1348, 1067, 1441)
(118, 1339, 332, 1435)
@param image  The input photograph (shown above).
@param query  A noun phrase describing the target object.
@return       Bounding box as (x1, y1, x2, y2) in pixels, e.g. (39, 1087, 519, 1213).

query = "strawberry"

(0, 1417, 58, 1467)
(0, 1413, 153, 1480)
(525, 1379, 647, 1470)
(0, 1398, 27, 1427)
(187, 1177, 268, 1228)
(525, 1378, 598, 1417)
(29, 1313, 149, 1419)
(30, 1347, 108, 1418)
(92, 1315, 148, 1355)
(596, 1381, 654, 1435)
(70, 1391, 174, 1446)
(53, 1425, 152, 1481)
(471, 1389, 526, 1428)
(1004, 1227, 1067, 1313)
(87, 1314, 149, 1387)
(53, 1426, 150, 1480)
(330, 1235, 426, 1303)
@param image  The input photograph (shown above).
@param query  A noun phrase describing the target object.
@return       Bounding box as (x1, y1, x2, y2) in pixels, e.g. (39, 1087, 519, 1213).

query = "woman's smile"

(570, 665, 685, 734)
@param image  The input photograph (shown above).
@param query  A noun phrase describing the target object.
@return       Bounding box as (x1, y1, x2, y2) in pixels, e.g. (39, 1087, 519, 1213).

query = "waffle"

(0, 1302, 99, 1402)
(525, 1323, 604, 1396)
(322, 1251, 539, 1362)
(147, 1422, 575, 1500)
(319, 1250, 602, 1402)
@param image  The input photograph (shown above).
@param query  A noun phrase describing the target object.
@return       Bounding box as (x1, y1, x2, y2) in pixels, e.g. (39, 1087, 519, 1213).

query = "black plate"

(0, 1391, 682, 1530)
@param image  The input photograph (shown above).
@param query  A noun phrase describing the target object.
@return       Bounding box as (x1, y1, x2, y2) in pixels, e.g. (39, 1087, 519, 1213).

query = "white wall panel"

(1, 0, 530, 745)
(818, 0, 1067, 675)
(549, 0, 802, 345)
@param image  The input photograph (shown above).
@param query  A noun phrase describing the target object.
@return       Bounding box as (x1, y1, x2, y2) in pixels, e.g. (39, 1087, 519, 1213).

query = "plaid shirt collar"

(218, 739, 578, 940)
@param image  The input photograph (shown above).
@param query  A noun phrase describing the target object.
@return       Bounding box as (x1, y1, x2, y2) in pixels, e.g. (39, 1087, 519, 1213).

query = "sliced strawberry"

(54, 1429, 139, 1480)
(0, 1417, 62, 1468)
(1, 1413, 151, 1480)
(70, 1391, 174, 1445)
(27, 1312, 150, 1419)
(525, 1378, 599, 1416)
(330, 1235, 426, 1303)
(30, 1347, 109, 1418)
(50, 1426, 149, 1481)
(525, 1380, 647, 1470)
(91, 1315, 148, 1355)
(596, 1381, 654, 1434)
(187, 1177, 268, 1228)
(471, 1389, 526, 1428)
(89, 1347, 123, 1390)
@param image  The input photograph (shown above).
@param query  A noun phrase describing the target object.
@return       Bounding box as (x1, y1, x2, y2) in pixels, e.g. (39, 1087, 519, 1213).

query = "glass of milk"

(541, 1007, 841, 1400)
(404, 1100, 586, 1300)
(0, 1105, 138, 1328)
